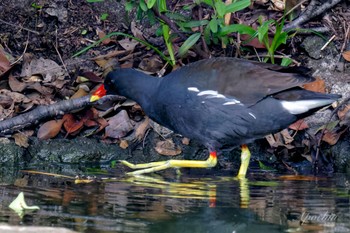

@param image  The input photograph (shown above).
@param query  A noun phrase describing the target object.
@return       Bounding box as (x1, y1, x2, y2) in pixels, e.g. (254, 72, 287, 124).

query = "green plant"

(219, 15, 292, 65)
(72, 31, 173, 65)
(124, 0, 251, 59)
(199, 0, 251, 46)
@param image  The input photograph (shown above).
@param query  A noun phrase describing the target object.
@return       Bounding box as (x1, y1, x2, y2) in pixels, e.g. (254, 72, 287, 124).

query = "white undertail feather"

(280, 99, 335, 114)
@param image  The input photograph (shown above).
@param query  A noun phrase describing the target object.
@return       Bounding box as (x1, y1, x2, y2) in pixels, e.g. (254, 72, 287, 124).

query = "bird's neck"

(116, 69, 161, 110)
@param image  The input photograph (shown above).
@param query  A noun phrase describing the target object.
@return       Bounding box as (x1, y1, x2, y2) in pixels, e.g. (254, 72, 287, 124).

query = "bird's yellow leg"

(120, 151, 218, 175)
(237, 144, 251, 178)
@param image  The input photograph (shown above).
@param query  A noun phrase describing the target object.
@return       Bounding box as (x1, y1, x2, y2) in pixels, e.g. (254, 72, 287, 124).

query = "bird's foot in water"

(119, 151, 218, 175)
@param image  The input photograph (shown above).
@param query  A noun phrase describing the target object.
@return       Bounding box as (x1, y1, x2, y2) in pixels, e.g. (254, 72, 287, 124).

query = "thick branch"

(0, 95, 125, 134)
(284, 0, 343, 31)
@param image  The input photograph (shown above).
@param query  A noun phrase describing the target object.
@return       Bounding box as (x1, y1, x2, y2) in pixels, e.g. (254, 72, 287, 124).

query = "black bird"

(90, 57, 340, 177)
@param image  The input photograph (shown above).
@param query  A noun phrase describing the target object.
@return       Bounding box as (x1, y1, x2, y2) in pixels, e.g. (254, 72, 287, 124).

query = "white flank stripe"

(188, 87, 199, 92)
(280, 100, 332, 114)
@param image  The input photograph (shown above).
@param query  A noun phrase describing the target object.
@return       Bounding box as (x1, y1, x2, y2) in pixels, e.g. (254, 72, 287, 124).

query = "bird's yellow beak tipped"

(90, 85, 106, 102)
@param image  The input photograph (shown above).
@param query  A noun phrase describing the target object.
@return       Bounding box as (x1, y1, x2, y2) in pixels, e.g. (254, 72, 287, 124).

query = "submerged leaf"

(9, 192, 40, 218)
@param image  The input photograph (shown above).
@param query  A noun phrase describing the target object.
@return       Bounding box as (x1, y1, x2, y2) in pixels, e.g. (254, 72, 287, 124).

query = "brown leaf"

(0, 94, 13, 108)
(289, 119, 309, 130)
(155, 139, 182, 156)
(63, 114, 84, 135)
(97, 28, 112, 45)
(134, 117, 150, 141)
(37, 119, 64, 140)
(84, 119, 98, 127)
(138, 56, 163, 73)
(302, 77, 325, 93)
(80, 71, 103, 83)
(13, 133, 29, 148)
(119, 140, 129, 149)
(0, 89, 31, 103)
(0, 48, 11, 75)
(28, 82, 53, 95)
(280, 129, 294, 144)
(337, 104, 350, 121)
(70, 87, 88, 99)
(118, 38, 139, 50)
(20, 57, 66, 83)
(342, 50, 350, 62)
(96, 117, 109, 132)
(131, 21, 145, 40)
(241, 34, 266, 48)
(322, 128, 347, 145)
(105, 110, 133, 139)
(9, 75, 27, 92)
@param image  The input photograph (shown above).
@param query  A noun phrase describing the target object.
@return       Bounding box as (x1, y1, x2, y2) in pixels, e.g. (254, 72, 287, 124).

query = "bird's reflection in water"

(113, 173, 250, 209)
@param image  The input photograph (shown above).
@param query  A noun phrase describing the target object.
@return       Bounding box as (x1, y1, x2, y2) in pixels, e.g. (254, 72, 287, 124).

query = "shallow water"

(0, 166, 349, 233)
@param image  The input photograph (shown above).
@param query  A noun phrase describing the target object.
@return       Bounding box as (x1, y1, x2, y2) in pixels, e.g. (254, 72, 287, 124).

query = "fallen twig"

(284, 0, 343, 31)
(0, 95, 125, 134)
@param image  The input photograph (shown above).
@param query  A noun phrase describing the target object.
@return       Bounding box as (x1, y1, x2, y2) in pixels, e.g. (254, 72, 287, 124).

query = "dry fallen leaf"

(134, 117, 150, 141)
(37, 119, 64, 140)
(322, 128, 347, 145)
(155, 139, 182, 156)
(9, 75, 27, 92)
(342, 50, 350, 62)
(13, 133, 29, 148)
(302, 77, 326, 93)
(119, 139, 129, 149)
(289, 119, 309, 131)
(105, 110, 133, 139)
(280, 129, 294, 144)
(20, 57, 66, 83)
(80, 71, 103, 83)
(63, 114, 84, 136)
(337, 104, 350, 121)
(118, 38, 139, 50)
(97, 28, 112, 45)
(0, 47, 11, 76)
(0, 94, 13, 108)
(70, 87, 89, 99)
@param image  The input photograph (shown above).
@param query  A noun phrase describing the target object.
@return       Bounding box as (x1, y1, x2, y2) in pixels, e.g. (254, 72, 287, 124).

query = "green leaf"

(200, 0, 214, 7)
(225, 0, 251, 14)
(257, 20, 273, 42)
(220, 24, 255, 36)
(86, 0, 104, 2)
(72, 32, 174, 66)
(180, 20, 209, 28)
(165, 12, 189, 22)
(139, 0, 148, 11)
(125, 1, 134, 11)
(204, 25, 211, 45)
(258, 161, 275, 171)
(147, 0, 156, 8)
(215, 1, 226, 18)
(281, 57, 292, 66)
(162, 24, 176, 65)
(157, 0, 167, 12)
(100, 13, 109, 20)
(209, 18, 218, 33)
(178, 33, 201, 57)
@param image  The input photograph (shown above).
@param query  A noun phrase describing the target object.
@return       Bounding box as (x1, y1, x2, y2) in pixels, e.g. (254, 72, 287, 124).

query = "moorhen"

(90, 57, 340, 177)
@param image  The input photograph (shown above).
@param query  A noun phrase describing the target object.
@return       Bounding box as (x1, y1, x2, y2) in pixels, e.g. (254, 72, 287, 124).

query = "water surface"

(0, 166, 349, 233)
